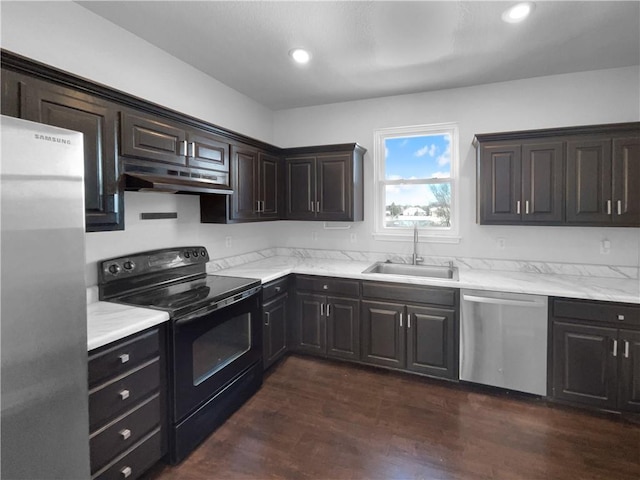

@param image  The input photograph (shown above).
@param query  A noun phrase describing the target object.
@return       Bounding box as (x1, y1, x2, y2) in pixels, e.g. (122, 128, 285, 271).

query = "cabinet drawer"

(262, 276, 289, 302)
(553, 298, 640, 328)
(93, 428, 162, 480)
(89, 329, 160, 387)
(362, 281, 456, 307)
(89, 359, 160, 431)
(296, 275, 360, 297)
(90, 394, 160, 473)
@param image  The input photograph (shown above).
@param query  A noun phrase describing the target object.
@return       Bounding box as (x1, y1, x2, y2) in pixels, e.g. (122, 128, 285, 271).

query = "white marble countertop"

(209, 256, 640, 304)
(87, 301, 169, 351)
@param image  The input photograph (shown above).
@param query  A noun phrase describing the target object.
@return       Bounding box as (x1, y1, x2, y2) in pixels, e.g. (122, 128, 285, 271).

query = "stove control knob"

(123, 261, 135, 271)
(184, 251, 190, 259)
(108, 263, 121, 275)
(200, 249, 206, 258)
(192, 250, 199, 258)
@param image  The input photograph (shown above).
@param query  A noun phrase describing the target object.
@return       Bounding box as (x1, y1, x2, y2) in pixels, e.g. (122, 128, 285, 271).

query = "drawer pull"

(121, 466, 132, 478)
(274, 286, 281, 293)
(119, 353, 130, 364)
(618, 314, 625, 321)
(612, 339, 618, 357)
(119, 389, 130, 401)
(119, 428, 131, 440)
(323, 285, 328, 290)
(624, 340, 630, 359)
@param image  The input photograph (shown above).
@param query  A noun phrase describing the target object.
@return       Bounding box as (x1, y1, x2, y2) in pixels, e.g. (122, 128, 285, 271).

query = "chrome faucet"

(412, 223, 424, 265)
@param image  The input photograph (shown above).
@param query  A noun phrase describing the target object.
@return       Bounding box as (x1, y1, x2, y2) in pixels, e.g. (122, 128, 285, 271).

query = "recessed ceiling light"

(502, 2, 535, 23)
(289, 48, 311, 65)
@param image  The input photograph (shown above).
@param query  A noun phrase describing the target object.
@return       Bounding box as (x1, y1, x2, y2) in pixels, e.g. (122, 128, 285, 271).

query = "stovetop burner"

(98, 247, 261, 318)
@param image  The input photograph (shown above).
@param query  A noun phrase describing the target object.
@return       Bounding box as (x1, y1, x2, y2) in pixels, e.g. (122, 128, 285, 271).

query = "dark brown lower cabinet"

(263, 292, 288, 370)
(293, 276, 360, 360)
(551, 298, 640, 414)
(360, 300, 457, 379)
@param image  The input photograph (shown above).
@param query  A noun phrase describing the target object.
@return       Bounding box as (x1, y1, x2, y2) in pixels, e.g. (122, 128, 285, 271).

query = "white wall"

(273, 67, 640, 268)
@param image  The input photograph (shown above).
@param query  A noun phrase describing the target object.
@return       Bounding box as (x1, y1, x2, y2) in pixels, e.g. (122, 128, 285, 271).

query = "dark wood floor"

(145, 355, 639, 480)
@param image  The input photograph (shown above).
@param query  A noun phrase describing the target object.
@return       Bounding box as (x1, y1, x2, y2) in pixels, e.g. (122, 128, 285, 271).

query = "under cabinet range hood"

(124, 172, 233, 195)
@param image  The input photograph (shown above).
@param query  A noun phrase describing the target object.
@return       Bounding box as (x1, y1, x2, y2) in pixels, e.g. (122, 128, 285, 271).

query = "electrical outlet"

(600, 239, 611, 255)
(225, 236, 232, 248)
(497, 238, 506, 250)
(350, 233, 357, 243)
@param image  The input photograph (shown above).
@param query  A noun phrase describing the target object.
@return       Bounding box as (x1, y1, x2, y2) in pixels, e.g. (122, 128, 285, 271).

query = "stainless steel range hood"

(124, 172, 233, 195)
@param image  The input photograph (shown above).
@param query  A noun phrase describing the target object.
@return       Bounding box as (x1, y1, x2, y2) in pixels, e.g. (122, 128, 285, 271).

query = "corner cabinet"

(550, 298, 640, 414)
(284, 143, 365, 221)
(1, 68, 123, 232)
(476, 123, 640, 227)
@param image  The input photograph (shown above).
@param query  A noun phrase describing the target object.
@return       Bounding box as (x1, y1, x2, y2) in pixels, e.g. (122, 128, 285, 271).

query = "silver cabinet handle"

(617, 200, 622, 215)
(399, 312, 403, 327)
(525, 200, 529, 214)
(407, 313, 411, 329)
(119, 389, 130, 401)
(181, 140, 188, 156)
(624, 340, 630, 358)
(119, 353, 129, 364)
(516, 200, 521, 214)
(189, 142, 196, 158)
(264, 311, 270, 326)
(326, 304, 331, 317)
(121, 466, 132, 479)
(618, 314, 625, 321)
(261, 200, 265, 212)
(613, 339, 618, 357)
(316, 201, 320, 213)
(274, 286, 281, 293)
(119, 429, 131, 440)
(310, 201, 315, 212)
(607, 199, 612, 215)
(320, 303, 324, 316)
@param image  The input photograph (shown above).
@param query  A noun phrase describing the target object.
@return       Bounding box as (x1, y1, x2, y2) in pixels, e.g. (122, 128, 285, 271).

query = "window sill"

(372, 232, 461, 244)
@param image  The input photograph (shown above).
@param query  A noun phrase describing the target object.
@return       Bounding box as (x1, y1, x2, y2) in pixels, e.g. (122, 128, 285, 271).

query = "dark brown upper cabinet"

(1, 68, 123, 232)
(476, 123, 639, 227)
(228, 145, 280, 221)
(120, 110, 230, 184)
(200, 145, 281, 223)
(478, 141, 563, 224)
(284, 144, 366, 222)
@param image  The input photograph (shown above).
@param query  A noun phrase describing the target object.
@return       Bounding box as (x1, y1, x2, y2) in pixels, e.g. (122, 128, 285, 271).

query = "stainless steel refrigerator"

(1, 115, 90, 479)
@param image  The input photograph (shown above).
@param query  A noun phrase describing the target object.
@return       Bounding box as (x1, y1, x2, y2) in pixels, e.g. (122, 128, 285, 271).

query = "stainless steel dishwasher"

(460, 289, 548, 396)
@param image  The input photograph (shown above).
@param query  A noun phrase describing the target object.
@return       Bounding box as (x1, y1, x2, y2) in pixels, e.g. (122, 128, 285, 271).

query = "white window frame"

(372, 122, 460, 243)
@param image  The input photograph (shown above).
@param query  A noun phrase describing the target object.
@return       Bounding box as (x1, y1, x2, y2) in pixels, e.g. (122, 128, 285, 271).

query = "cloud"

(415, 143, 437, 158)
(437, 142, 451, 166)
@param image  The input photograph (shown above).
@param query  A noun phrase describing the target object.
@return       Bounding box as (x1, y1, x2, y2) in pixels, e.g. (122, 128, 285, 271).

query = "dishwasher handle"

(462, 294, 546, 308)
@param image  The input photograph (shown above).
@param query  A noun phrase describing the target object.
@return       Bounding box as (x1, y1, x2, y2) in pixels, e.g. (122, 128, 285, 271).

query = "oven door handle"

(174, 286, 261, 327)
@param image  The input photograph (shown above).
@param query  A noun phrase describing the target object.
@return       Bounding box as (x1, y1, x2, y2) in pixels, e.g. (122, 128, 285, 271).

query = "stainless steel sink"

(362, 262, 458, 280)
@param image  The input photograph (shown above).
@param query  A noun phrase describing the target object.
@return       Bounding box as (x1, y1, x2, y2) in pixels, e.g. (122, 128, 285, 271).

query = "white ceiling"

(77, 1, 640, 111)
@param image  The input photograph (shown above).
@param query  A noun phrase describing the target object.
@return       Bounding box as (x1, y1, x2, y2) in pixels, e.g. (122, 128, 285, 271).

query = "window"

(373, 123, 459, 242)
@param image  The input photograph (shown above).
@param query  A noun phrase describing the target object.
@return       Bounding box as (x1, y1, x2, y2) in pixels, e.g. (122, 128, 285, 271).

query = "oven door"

(170, 291, 261, 422)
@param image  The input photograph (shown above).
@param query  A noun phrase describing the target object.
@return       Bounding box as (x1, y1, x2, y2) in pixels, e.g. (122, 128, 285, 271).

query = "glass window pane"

(384, 183, 451, 228)
(384, 133, 451, 180)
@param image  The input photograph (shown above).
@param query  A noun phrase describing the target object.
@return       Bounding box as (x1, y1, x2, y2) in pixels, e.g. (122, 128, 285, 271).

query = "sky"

(384, 133, 451, 207)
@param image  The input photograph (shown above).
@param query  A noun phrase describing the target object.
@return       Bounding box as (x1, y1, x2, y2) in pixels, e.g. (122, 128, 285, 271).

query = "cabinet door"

(285, 156, 316, 219)
(326, 296, 360, 361)
(1, 68, 23, 118)
(361, 301, 405, 369)
(478, 144, 522, 223)
(612, 136, 640, 226)
(552, 322, 618, 409)
(120, 111, 186, 166)
(619, 329, 640, 413)
(187, 130, 229, 173)
(295, 292, 325, 354)
(522, 141, 564, 223)
(263, 293, 288, 370)
(259, 152, 280, 219)
(230, 145, 259, 220)
(317, 154, 351, 221)
(23, 82, 122, 232)
(566, 138, 612, 224)
(406, 306, 457, 379)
